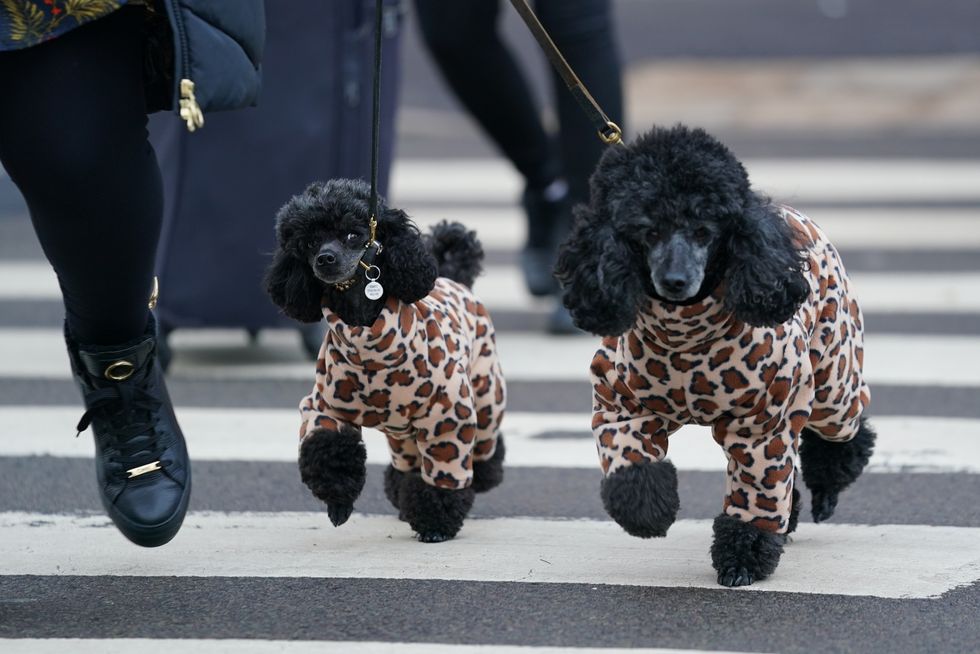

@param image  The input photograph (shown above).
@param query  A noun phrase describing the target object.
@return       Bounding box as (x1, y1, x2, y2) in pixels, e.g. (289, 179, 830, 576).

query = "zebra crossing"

(2, 158, 980, 653)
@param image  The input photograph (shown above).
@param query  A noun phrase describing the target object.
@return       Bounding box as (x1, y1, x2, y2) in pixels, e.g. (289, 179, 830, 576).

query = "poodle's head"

(556, 124, 809, 336)
(265, 179, 437, 325)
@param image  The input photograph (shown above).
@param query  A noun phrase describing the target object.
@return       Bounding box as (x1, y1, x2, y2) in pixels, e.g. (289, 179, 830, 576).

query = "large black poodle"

(265, 179, 506, 543)
(556, 125, 875, 586)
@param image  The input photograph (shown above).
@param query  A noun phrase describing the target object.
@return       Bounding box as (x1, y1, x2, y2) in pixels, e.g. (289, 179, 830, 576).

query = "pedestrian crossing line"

(403, 206, 980, 250)
(2, 511, 978, 599)
(390, 158, 980, 203)
(4, 261, 980, 314)
(0, 639, 762, 654)
(0, 328, 976, 387)
(2, 408, 977, 474)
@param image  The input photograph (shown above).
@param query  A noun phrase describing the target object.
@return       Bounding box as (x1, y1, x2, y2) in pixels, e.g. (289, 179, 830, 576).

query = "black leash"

(507, 0, 623, 146)
(368, 0, 384, 234)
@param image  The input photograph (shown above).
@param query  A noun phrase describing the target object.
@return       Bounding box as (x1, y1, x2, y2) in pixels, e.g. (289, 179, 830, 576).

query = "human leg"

(0, 8, 190, 546)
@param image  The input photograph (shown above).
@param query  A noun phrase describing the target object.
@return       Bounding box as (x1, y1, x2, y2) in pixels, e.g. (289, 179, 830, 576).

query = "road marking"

(391, 159, 980, 203)
(0, 328, 975, 387)
(2, 407, 976, 474)
(4, 260, 980, 316)
(404, 206, 980, 250)
(2, 511, 977, 599)
(0, 640, 760, 654)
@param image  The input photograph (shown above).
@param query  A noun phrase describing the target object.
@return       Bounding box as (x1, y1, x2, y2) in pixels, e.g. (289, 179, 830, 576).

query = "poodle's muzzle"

(312, 240, 364, 285)
(647, 233, 709, 302)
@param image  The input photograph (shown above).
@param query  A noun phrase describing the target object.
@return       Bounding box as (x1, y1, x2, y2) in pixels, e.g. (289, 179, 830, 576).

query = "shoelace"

(76, 382, 168, 481)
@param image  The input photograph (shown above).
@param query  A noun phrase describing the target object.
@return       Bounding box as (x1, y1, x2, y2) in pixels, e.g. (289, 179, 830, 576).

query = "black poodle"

(265, 179, 506, 542)
(556, 124, 875, 586)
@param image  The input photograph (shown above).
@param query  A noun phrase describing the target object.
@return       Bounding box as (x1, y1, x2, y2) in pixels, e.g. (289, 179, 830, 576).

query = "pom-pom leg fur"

(800, 416, 876, 522)
(397, 471, 475, 543)
(298, 427, 367, 527)
(711, 514, 786, 587)
(600, 460, 680, 538)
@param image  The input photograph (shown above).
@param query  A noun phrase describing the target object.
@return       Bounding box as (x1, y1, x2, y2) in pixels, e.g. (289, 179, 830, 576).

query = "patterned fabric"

(299, 277, 507, 490)
(0, 0, 130, 51)
(591, 206, 870, 534)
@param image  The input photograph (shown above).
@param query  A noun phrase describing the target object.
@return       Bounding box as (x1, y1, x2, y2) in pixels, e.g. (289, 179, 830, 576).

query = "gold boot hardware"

(126, 461, 162, 478)
(148, 276, 159, 309)
(179, 79, 204, 132)
(104, 360, 136, 381)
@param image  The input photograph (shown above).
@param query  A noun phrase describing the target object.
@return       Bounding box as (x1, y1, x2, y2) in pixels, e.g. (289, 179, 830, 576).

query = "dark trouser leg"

(0, 7, 162, 345)
(0, 9, 190, 547)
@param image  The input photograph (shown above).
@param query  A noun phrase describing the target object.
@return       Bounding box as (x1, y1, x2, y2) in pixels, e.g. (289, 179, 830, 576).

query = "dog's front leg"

(298, 425, 367, 526)
(396, 417, 478, 542)
(710, 422, 798, 587)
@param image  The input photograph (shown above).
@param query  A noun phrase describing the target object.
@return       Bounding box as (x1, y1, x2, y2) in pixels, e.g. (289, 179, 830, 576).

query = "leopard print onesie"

(299, 277, 506, 490)
(592, 207, 870, 534)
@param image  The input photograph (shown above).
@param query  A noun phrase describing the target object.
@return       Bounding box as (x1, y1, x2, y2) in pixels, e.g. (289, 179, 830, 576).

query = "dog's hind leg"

(800, 415, 876, 522)
(383, 434, 422, 513)
(472, 434, 505, 493)
(299, 425, 367, 527)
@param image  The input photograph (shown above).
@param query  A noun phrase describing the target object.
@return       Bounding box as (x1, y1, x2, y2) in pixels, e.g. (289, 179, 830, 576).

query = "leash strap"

(507, 0, 623, 145)
(368, 0, 384, 239)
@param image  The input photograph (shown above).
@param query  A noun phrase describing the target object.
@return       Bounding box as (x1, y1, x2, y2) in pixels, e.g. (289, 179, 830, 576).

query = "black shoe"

(66, 314, 191, 547)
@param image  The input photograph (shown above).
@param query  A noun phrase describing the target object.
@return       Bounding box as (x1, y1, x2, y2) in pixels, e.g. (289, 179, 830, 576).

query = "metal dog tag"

(365, 281, 384, 300)
(363, 264, 383, 300)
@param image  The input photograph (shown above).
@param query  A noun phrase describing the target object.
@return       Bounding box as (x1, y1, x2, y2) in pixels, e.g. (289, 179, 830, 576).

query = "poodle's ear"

(555, 206, 645, 336)
(724, 200, 809, 327)
(264, 249, 325, 323)
(377, 206, 438, 303)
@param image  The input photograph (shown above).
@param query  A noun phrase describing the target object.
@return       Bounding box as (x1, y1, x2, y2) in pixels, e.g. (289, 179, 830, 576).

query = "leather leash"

(508, 0, 623, 146)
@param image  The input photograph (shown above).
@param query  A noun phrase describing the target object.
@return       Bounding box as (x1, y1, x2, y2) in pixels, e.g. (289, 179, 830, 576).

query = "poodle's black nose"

(662, 274, 689, 293)
(316, 251, 336, 267)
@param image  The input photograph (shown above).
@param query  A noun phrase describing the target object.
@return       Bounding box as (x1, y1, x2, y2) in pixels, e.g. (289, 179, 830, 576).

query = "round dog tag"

(365, 281, 384, 300)
(364, 265, 383, 300)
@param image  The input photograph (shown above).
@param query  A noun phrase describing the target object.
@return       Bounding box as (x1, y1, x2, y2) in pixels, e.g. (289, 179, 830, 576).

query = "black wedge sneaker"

(67, 313, 191, 547)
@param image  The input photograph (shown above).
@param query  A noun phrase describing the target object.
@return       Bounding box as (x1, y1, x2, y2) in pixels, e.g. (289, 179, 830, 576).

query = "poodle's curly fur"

(556, 125, 809, 336)
(265, 179, 504, 542)
(557, 125, 873, 586)
(600, 460, 679, 538)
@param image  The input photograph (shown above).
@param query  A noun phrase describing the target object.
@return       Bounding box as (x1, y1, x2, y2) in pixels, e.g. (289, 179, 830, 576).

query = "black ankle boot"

(66, 314, 191, 547)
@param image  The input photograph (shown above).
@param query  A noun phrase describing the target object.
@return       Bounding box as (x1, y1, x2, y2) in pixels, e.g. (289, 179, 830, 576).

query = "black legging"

(0, 7, 161, 345)
(414, 0, 623, 217)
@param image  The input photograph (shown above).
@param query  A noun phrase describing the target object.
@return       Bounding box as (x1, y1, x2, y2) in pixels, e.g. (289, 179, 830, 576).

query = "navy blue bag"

(150, 0, 403, 364)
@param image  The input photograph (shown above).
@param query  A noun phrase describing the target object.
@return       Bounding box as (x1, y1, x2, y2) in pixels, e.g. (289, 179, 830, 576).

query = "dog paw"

(710, 513, 785, 587)
(327, 502, 354, 527)
(416, 531, 453, 543)
(810, 489, 839, 523)
(717, 566, 754, 588)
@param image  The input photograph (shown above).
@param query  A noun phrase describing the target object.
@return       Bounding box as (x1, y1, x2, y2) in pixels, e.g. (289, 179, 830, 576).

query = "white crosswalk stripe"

(3, 511, 978, 599)
(2, 407, 977, 473)
(0, 327, 975, 387)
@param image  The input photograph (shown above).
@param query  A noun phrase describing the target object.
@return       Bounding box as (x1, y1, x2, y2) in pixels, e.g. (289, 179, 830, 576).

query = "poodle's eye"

(306, 238, 319, 251)
(693, 226, 711, 242)
(647, 227, 662, 242)
(345, 232, 359, 243)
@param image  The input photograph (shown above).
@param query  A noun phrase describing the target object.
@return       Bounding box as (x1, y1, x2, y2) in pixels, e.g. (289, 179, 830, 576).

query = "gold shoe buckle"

(104, 360, 136, 381)
(127, 461, 162, 478)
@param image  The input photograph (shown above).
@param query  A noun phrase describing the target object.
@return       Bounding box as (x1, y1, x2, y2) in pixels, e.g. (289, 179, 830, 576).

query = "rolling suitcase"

(150, 0, 404, 366)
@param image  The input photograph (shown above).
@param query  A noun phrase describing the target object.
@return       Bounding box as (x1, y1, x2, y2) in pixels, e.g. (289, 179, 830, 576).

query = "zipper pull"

(179, 78, 205, 132)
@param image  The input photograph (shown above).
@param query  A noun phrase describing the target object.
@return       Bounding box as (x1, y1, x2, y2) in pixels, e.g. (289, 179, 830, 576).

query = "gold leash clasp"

(599, 121, 623, 146)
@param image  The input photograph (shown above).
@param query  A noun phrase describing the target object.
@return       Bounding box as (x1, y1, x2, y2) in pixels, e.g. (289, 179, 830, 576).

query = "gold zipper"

(179, 79, 205, 132)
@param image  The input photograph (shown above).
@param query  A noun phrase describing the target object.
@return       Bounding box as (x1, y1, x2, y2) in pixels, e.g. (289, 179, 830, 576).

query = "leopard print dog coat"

(299, 277, 506, 490)
(591, 207, 870, 534)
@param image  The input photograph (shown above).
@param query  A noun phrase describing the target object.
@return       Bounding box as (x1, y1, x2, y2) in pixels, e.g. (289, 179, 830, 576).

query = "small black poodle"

(265, 179, 506, 542)
(556, 125, 875, 586)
